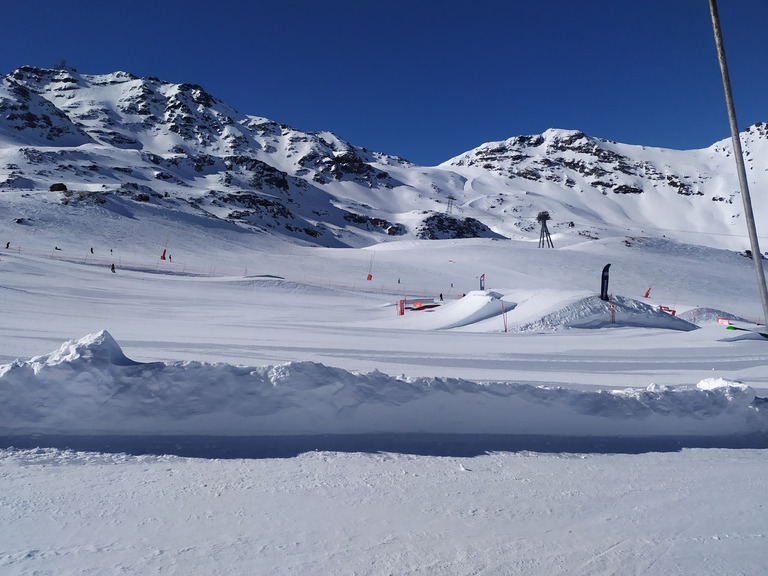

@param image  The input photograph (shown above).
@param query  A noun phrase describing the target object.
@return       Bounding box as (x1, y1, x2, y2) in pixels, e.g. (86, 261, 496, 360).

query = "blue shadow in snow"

(1, 433, 766, 459)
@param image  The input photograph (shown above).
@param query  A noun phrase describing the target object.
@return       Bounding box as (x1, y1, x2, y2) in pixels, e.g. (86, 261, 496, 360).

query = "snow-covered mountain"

(4, 66, 768, 576)
(1, 65, 766, 250)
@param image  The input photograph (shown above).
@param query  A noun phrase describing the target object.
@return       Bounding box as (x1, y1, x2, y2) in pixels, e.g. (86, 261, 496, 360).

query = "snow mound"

(676, 307, 753, 325)
(697, 377, 751, 392)
(409, 290, 507, 329)
(1, 332, 765, 438)
(26, 330, 142, 369)
(395, 292, 700, 333)
(381, 290, 509, 330)
(509, 295, 698, 332)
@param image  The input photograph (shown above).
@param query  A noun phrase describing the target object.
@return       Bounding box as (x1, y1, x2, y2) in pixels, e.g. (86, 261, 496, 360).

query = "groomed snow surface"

(3, 447, 766, 575)
(2, 225, 768, 574)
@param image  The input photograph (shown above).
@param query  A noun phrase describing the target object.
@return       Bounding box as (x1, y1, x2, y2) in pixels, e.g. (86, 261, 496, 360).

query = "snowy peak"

(29, 330, 139, 369)
(445, 124, 768, 198)
(460, 123, 768, 191)
(4, 66, 324, 159)
(8, 67, 251, 154)
(448, 128, 674, 194)
(438, 122, 768, 248)
(1, 65, 767, 249)
(0, 66, 420, 246)
(0, 73, 94, 146)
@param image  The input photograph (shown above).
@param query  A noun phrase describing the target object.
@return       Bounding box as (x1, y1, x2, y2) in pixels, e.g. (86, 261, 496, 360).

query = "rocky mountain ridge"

(1, 66, 766, 249)
(446, 124, 768, 199)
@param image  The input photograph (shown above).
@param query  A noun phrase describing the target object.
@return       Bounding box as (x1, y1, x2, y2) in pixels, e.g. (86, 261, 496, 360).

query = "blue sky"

(1, 0, 765, 165)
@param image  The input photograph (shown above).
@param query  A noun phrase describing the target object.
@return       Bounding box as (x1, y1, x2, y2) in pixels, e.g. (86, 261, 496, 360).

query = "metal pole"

(709, 0, 768, 328)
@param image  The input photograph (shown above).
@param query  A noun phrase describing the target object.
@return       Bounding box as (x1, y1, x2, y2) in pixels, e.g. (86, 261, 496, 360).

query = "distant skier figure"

(111, 263, 116, 273)
(90, 247, 94, 254)
(439, 293, 443, 301)
(168, 254, 172, 262)
(5, 242, 9, 249)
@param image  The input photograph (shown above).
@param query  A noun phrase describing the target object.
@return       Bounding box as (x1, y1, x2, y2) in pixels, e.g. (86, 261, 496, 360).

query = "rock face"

(416, 213, 501, 240)
(1, 66, 766, 248)
(447, 129, 706, 197)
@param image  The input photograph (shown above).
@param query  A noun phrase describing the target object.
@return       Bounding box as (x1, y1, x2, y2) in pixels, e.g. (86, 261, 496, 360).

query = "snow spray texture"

(0, 331, 766, 437)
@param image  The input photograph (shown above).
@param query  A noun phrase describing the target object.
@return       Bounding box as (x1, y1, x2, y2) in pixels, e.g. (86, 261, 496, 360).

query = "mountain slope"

(1, 66, 766, 250)
(443, 125, 768, 249)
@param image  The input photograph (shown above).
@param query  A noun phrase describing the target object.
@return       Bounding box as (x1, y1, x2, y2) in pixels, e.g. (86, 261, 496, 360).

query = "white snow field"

(2, 196, 768, 575)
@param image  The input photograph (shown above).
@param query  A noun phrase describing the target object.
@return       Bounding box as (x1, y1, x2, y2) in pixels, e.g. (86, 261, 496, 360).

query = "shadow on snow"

(2, 433, 766, 459)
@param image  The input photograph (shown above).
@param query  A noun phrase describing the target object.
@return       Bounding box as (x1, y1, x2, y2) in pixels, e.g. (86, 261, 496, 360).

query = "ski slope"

(2, 221, 768, 574)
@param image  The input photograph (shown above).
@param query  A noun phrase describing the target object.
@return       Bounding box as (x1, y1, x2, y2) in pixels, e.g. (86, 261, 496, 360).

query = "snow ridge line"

(1, 331, 765, 438)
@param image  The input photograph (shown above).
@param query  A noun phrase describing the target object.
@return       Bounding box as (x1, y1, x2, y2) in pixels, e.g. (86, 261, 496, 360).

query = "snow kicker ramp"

(1, 331, 766, 456)
(396, 291, 698, 332)
(395, 290, 508, 330)
(506, 293, 698, 332)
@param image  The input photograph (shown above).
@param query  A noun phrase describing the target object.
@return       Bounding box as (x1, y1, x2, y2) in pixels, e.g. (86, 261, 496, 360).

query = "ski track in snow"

(1, 447, 766, 576)
(2, 203, 768, 573)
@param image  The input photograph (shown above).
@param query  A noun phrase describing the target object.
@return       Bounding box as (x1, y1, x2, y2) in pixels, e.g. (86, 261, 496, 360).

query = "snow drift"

(1, 331, 765, 439)
(508, 294, 698, 332)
